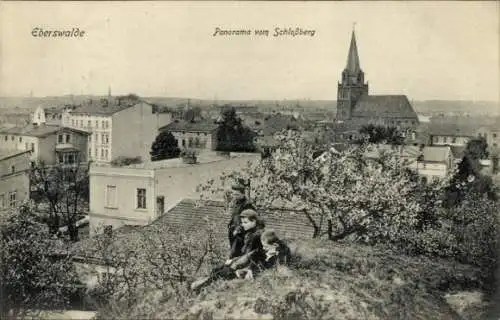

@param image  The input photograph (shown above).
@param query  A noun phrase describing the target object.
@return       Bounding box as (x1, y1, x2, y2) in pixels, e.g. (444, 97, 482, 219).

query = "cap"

(240, 209, 258, 220)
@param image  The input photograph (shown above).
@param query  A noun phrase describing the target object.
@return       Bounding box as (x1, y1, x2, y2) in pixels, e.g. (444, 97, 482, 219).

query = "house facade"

(159, 120, 218, 150)
(88, 152, 260, 235)
(0, 150, 31, 213)
(0, 122, 89, 166)
(476, 124, 500, 151)
(62, 98, 172, 165)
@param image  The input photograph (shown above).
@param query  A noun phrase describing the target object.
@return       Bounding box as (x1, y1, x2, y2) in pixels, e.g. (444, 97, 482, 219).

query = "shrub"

(110, 156, 142, 167)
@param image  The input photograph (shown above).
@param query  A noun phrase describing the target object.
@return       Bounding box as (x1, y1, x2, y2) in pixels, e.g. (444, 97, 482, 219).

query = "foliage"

(180, 148, 198, 159)
(103, 238, 487, 320)
(216, 107, 256, 152)
(356, 124, 405, 145)
(30, 161, 90, 241)
(198, 130, 498, 274)
(85, 222, 225, 314)
(0, 205, 80, 319)
(150, 131, 181, 161)
(110, 156, 142, 167)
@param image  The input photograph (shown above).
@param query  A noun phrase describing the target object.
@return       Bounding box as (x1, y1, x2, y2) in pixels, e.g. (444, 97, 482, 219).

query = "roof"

(427, 122, 477, 137)
(422, 146, 451, 163)
(345, 30, 361, 74)
(73, 198, 318, 259)
(0, 149, 31, 161)
(0, 124, 89, 137)
(160, 119, 219, 133)
(352, 95, 418, 119)
(69, 97, 144, 116)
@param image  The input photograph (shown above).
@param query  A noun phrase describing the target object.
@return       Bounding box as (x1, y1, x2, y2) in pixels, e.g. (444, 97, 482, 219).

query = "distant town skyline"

(1, 2, 499, 102)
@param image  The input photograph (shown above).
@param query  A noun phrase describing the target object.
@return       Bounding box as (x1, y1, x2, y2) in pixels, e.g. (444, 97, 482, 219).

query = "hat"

(230, 179, 246, 193)
(240, 209, 258, 220)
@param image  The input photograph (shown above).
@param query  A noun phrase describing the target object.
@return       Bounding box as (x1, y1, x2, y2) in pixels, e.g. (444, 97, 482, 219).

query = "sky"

(0, 1, 499, 102)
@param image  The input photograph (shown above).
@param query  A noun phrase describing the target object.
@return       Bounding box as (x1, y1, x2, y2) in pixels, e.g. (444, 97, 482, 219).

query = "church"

(336, 30, 419, 129)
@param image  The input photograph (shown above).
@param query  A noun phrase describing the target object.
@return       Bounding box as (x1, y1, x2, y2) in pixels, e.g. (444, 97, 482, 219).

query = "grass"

(96, 238, 492, 320)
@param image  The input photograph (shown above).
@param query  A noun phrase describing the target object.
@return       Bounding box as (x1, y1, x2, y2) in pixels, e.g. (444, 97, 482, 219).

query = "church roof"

(345, 30, 361, 74)
(352, 95, 418, 119)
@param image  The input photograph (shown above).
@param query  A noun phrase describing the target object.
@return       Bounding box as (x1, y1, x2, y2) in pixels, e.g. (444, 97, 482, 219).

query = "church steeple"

(337, 25, 369, 121)
(345, 29, 361, 74)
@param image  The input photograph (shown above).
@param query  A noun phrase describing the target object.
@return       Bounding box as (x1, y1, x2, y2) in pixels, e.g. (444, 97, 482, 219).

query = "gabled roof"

(160, 119, 219, 133)
(422, 146, 451, 163)
(352, 95, 418, 119)
(0, 124, 90, 138)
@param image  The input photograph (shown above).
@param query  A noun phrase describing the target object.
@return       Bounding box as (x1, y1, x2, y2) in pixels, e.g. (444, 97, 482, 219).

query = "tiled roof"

(160, 120, 219, 133)
(0, 124, 89, 138)
(422, 146, 451, 163)
(352, 95, 418, 119)
(427, 122, 477, 137)
(73, 199, 319, 259)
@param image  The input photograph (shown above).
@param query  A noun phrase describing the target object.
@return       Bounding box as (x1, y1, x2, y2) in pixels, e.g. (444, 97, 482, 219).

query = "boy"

(234, 229, 292, 280)
(190, 209, 265, 292)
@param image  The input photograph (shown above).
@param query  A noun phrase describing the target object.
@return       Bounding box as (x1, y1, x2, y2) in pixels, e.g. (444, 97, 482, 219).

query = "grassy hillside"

(96, 239, 491, 320)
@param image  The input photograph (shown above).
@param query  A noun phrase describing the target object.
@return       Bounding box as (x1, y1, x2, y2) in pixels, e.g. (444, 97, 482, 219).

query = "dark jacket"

(257, 240, 292, 271)
(227, 202, 257, 258)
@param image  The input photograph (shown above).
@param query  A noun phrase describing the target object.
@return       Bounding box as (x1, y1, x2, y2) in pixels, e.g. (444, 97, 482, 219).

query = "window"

(19, 137, 22, 143)
(80, 120, 83, 127)
(66, 134, 70, 143)
(452, 137, 457, 144)
(72, 119, 75, 126)
(88, 120, 91, 127)
(11, 165, 15, 174)
(88, 148, 91, 158)
(433, 136, 439, 143)
(89, 135, 92, 143)
(95, 148, 98, 159)
(96, 120, 99, 128)
(105, 134, 109, 144)
(137, 188, 147, 209)
(102, 120, 105, 129)
(9, 191, 16, 208)
(101, 148, 104, 158)
(4, 136, 6, 141)
(443, 137, 447, 143)
(31, 143, 34, 151)
(11, 136, 14, 141)
(104, 149, 108, 160)
(106, 185, 117, 208)
(0, 194, 4, 208)
(67, 154, 74, 164)
(58, 134, 63, 143)
(58, 154, 64, 163)
(101, 134, 105, 144)
(494, 133, 497, 139)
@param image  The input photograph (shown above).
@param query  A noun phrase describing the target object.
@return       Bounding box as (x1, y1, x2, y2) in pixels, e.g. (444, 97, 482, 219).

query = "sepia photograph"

(0, 1, 499, 319)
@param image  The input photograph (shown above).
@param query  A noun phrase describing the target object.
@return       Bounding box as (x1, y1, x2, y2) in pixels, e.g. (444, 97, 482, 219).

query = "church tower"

(337, 28, 369, 121)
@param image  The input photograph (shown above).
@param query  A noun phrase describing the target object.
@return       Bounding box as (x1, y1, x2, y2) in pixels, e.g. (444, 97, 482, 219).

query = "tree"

(30, 160, 90, 241)
(216, 107, 256, 152)
(200, 130, 438, 241)
(356, 124, 404, 145)
(445, 136, 496, 206)
(150, 131, 181, 161)
(0, 205, 79, 319)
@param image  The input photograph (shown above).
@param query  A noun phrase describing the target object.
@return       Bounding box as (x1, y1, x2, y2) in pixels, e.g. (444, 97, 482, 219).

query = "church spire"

(345, 25, 361, 74)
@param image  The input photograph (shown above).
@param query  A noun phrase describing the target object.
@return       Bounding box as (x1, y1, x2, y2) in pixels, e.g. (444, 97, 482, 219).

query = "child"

(190, 209, 265, 292)
(234, 229, 292, 280)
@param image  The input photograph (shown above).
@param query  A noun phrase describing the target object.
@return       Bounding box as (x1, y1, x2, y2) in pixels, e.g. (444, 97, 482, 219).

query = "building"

(159, 119, 218, 150)
(0, 112, 90, 166)
(0, 150, 31, 213)
(62, 97, 172, 165)
(425, 122, 476, 147)
(336, 30, 419, 129)
(476, 123, 500, 152)
(87, 152, 260, 235)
